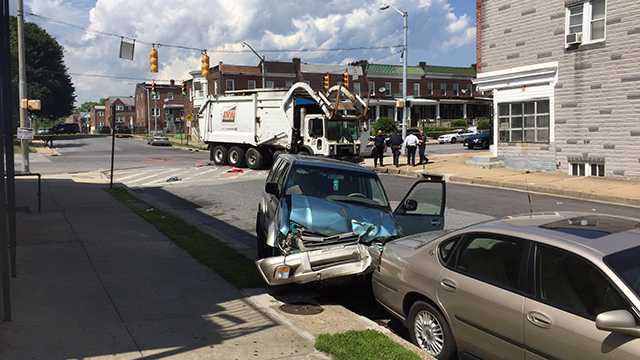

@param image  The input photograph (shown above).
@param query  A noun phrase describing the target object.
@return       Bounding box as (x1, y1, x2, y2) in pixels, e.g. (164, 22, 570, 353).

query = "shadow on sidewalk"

(2, 178, 314, 360)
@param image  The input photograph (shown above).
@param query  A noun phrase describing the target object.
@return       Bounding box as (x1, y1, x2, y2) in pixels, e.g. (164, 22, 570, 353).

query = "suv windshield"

(285, 165, 389, 208)
(604, 245, 640, 299)
(326, 121, 358, 141)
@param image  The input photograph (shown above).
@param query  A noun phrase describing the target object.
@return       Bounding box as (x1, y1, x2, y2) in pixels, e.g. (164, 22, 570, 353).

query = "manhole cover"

(279, 302, 324, 315)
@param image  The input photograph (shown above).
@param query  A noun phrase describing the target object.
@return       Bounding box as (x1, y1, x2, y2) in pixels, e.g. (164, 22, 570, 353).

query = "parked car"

(255, 154, 446, 286)
(50, 123, 80, 135)
(437, 129, 476, 144)
(36, 128, 50, 135)
(147, 132, 171, 146)
(114, 125, 131, 134)
(372, 212, 640, 359)
(99, 126, 112, 134)
(464, 131, 492, 150)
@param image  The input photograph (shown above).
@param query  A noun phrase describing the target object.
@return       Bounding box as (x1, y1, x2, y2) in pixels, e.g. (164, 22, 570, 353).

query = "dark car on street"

(255, 154, 446, 286)
(50, 123, 80, 135)
(464, 131, 492, 150)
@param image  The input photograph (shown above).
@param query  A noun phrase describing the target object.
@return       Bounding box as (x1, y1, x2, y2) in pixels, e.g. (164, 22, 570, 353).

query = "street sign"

(119, 38, 135, 61)
(17, 127, 34, 140)
(20, 99, 41, 111)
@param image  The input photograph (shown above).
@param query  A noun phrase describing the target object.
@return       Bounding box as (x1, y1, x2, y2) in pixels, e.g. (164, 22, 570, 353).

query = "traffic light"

(149, 47, 158, 73)
(201, 51, 210, 77)
(322, 73, 330, 93)
(342, 70, 349, 89)
(181, 83, 187, 96)
(151, 81, 157, 97)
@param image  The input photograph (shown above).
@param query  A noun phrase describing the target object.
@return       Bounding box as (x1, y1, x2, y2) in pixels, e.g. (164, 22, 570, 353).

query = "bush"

(372, 117, 397, 135)
(477, 119, 492, 130)
(451, 119, 468, 128)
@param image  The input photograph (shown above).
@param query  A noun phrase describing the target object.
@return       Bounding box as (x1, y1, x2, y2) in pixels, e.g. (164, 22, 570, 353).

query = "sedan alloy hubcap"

(414, 310, 444, 356)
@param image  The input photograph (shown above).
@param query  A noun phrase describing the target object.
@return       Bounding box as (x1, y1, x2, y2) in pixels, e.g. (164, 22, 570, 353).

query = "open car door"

(393, 175, 446, 237)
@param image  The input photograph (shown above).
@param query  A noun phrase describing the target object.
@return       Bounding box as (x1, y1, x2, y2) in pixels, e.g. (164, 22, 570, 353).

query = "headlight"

(274, 265, 291, 280)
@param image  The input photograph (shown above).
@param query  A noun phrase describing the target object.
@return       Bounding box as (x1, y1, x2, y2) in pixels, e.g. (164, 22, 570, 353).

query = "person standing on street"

(388, 131, 403, 167)
(418, 129, 427, 165)
(372, 130, 387, 167)
(403, 131, 419, 166)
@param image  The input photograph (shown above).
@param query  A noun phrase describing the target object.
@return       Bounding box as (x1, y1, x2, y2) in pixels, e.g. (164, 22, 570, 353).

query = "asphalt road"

(29, 137, 640, 344)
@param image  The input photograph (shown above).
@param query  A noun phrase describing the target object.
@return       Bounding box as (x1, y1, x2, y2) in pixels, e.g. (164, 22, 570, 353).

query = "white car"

(438, 129, 477, 144)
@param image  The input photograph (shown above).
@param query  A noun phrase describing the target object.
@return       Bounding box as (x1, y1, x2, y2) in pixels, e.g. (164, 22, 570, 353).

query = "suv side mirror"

(265, 182, 280, 197)
(403, 199, 418, 212)
(596, 310, 640, 337)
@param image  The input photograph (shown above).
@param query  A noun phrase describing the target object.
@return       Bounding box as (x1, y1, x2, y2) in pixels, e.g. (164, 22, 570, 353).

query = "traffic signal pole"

(16, 0, 29, 172)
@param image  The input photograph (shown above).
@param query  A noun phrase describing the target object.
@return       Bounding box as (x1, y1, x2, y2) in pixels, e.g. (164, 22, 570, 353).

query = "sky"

(13, 0, 477, 104)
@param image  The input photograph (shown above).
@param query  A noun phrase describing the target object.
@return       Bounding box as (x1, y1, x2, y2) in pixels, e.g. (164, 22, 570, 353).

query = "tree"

(477, 119, 491, 130)
(372, 117, 397, 135)
(9, 17, 76, 122)
(77, 98, 105, 113)
(451, 119, 468, 128)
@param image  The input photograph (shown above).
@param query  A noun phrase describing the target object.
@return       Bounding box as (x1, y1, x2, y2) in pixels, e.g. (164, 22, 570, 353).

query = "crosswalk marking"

(112, 165, 266, 188)
(126, 168, 181, 185)
(144, 168, 197, 186)
(180, 167, 218, 182)
(117, 169, 157, 181)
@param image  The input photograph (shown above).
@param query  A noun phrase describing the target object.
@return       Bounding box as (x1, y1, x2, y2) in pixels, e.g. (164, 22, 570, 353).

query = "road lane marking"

(142, 168, 200, 186)
(126, 168, 182, 185)
(117, 169, 157, 181)
(180, 167, 219, 182)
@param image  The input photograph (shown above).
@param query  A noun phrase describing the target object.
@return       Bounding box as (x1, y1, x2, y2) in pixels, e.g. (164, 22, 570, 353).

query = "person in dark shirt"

(372, 130, 386, 167)
(387, 131, 404, 167)
(418, 129, 428, 165)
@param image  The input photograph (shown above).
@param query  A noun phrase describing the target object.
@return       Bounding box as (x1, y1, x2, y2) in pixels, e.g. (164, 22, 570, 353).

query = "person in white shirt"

(403, 132, 420, 166)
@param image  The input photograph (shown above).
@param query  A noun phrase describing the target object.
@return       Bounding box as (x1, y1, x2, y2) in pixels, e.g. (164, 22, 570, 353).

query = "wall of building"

(478, 0, 640, 176)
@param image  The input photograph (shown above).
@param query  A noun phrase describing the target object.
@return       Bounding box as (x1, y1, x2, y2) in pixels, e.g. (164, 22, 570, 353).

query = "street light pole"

(16, 0, 29, 172)
(242, 41, 265, 88)
(380, 4, 408, 139)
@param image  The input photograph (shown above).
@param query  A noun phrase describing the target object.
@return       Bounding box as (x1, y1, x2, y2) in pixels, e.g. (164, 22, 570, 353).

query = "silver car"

(373, 212, 640, 359)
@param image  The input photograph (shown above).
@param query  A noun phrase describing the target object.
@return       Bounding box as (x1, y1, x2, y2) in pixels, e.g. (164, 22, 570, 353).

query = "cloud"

(25, 0, 476, 104)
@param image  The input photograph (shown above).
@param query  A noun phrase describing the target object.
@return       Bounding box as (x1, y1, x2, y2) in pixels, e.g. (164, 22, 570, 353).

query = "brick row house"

(475, 0, 640, 177)
(104, 96, 135, 131)
(89, 105, 106, 133)
(134, 81, 187, 134)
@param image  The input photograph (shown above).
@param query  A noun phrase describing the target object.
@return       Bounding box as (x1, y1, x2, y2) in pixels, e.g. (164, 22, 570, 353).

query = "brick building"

(475, 0, 640, 177)
(104, 97, 135, 131)
(134, 81, 187, 134)
(89, 105, 106, 133)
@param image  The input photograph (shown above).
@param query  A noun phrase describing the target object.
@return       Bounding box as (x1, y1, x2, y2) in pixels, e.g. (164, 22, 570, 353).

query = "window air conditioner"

(566, 32, 583, 46)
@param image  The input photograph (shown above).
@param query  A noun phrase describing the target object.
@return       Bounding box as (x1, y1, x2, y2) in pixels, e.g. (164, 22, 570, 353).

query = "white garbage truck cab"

(198, 82, 369, 169)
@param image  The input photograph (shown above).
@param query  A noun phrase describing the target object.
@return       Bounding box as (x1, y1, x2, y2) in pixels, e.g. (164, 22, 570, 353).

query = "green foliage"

(477, 119, 492, 130)
(108, 188, 263, 288)
(77, 99, 105, 113)
(316, 330, 420, 360)
(9, 17, 76, 122)
(451, 119, 468, 128)
(372, 117, 397, 134)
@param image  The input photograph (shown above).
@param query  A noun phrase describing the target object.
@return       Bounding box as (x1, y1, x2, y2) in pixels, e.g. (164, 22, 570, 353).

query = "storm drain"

(279, 302, 324, 315)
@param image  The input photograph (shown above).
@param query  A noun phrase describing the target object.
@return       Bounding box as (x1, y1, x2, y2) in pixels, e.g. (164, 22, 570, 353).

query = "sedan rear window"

(604, 246, 640, 300)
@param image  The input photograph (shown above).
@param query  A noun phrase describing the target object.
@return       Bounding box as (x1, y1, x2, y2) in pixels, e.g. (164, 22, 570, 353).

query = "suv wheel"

(256, 214, 271, 260)
(450, 137, 457, 144)
(408, 301, 456, 359)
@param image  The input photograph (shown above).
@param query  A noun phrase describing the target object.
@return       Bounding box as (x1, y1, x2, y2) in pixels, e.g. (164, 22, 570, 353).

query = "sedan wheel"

(409, 301, 456, 359)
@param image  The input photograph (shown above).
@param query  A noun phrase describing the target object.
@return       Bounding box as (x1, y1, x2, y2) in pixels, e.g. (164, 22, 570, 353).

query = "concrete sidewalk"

(364, 152, 640, 207)
(0, 177, 324, 359)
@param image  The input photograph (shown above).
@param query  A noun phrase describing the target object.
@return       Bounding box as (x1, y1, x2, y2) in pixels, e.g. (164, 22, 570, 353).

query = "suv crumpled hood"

(279, 194, 399, 243)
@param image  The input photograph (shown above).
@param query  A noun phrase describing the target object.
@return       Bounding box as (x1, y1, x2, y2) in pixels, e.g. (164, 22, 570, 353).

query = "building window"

(384, 82, 392, 96)
(225, 79, 235, 91)
(353, 82, 361, 95)
(167, 92, 174, 100)
(116, 115, 124, 123)
(247, 80, 256, 90)
(97, 111, 104, 117)
(115, 104, 124, 111)
(498, 100, 550, 144)
(453, 83, 460, 96)
(571, 162, 586, 176)
(369, 81, 376, 95)
(427, 81, 434, 96)
(591, 163, 605, 177)
(566, 0, 606, 46)
(413, 83, 420, 97)
(440, 82, 447, 96)
(266, 80, 274, 88)
(194, 81, 203, 98)
(151, 108, 160, 117)
(214, 81, 219, 95)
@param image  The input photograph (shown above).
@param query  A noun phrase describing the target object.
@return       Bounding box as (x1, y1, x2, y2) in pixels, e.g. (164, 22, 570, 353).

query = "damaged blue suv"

(255, 155, 446, 286)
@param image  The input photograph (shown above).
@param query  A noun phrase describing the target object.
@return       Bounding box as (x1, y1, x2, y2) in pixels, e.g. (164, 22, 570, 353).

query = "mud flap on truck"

(255, 243, 374, 286)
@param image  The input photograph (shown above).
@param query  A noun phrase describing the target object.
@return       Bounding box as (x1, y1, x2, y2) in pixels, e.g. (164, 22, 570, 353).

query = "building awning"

(474, 62, 559, 91)
(409, 98, 438, 105)
(163, 104, 184, 109)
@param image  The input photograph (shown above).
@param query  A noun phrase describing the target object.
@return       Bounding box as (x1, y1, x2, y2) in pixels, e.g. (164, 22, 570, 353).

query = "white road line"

(142, 168, 200, 186)
(117, 169, 156, 182)
(180, 167, 219, 182)
(127, 168, 182, 185)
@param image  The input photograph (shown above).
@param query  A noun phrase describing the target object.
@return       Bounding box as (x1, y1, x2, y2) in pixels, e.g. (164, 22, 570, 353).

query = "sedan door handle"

(527, 311, 552, 329)
(440, 279, 457, 292)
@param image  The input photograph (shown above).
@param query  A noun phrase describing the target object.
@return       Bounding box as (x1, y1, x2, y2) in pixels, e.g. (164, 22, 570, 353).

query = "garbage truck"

(198, 82, 369, 169)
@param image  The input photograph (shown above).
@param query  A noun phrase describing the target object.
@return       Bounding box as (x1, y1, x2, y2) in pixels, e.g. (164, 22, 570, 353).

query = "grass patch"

(108, 187, 263, 288)
(315, 330, 421, 360)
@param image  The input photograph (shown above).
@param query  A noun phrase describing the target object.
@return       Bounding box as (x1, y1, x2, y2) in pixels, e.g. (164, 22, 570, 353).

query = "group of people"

(371, 129, 428, 168)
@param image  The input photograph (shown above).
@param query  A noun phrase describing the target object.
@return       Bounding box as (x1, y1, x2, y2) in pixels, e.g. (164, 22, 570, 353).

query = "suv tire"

(408, 301, 456, 359)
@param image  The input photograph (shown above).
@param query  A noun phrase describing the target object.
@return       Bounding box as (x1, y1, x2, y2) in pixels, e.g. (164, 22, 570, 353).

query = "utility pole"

(242, 41, 265, 88)
(16, 0, 29, 172)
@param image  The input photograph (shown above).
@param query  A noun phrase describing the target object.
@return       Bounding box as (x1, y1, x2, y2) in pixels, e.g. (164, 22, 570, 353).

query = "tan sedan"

(373, 212, 640, 359)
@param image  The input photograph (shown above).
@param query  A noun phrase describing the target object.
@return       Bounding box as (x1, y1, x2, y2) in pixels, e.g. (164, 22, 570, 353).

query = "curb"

(366, 165, 640, 208)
